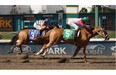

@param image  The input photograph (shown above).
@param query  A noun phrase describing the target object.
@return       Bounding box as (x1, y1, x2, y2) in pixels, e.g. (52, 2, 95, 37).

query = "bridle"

(96, 29, 109, 40)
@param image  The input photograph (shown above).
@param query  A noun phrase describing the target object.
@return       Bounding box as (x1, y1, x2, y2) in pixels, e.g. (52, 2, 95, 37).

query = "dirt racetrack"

(0, 54, 115, 69)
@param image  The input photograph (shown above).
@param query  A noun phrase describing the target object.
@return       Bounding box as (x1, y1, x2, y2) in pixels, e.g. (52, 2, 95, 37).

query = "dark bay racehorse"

(35, 26, 110, 63)
(9, 29, 51, 54)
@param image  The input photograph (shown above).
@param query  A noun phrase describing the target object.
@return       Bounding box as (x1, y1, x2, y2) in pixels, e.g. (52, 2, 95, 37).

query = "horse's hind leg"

(15, 41, 23, 54)
(72, 46, 81, 57)
(59, 46, 81, 63)
(18, 45, 23, 54)
(8, 45, 18, 53)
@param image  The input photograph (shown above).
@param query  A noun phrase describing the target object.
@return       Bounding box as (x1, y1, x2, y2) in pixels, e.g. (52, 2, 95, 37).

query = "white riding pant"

(69, 23, 79, 30)
(67, 20, 80, 30)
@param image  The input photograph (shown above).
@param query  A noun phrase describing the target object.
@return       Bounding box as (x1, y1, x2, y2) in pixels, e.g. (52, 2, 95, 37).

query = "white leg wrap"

(35, 49, 43, 55)
(42, 49, 47, 56)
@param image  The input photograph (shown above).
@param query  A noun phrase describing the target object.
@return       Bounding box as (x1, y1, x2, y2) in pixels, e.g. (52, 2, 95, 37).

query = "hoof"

(34, 52, 44, 56)
(7, 51, 13, 54)
(85, 61, 91, 64)
(40, 55, 45, 59)
(58, 58, 69, 63)
(32, 51, 36, 53)
(21, 59, 29, 63)
(18, 53, 22, 55)
(16, 54, 28, 59)
(34, 53, 39, 56)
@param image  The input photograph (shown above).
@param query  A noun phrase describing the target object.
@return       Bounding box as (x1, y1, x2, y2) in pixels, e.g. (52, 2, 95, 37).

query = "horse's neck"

(81, 28, 98, 39)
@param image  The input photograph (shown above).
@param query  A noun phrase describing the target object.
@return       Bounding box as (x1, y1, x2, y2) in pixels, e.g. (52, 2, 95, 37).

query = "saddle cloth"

(63, 29, 80, 39)
(28, 29, 40, 40)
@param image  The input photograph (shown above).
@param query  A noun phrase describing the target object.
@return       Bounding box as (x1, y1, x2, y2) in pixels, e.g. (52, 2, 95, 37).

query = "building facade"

(0, 5, 32, 14)
(41, 5, 66, 14)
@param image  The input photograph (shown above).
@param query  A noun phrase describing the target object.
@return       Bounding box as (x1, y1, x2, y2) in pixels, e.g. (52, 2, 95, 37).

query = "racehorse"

(35, 26, 110, 63)
(8, 29, 51, 54)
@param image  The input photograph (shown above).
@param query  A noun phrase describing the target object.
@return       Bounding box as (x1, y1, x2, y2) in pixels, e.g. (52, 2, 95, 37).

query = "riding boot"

(40, 30, 43, 36)
(74, 29, 79, 45)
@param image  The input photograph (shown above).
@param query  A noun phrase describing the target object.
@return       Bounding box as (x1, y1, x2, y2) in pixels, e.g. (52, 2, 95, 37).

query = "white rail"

(0, 38, 115, 43)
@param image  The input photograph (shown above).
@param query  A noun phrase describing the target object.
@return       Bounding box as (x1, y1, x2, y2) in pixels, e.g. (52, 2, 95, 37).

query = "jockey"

(67, 17, 89, 44)
(40, 18, 50, 30)
(33, 20, 41, 30)
(58, 21, 63, 28)
(33, 18, 50, 36)
(67, 17, 89, 31)
(55, 21, 63, 28)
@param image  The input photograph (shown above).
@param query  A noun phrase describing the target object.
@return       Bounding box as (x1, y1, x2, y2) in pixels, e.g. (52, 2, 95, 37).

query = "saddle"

(74, 29, 80, 45)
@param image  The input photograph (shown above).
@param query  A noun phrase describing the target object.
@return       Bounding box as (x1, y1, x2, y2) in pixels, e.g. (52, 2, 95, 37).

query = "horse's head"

(94, 26, 110, 41)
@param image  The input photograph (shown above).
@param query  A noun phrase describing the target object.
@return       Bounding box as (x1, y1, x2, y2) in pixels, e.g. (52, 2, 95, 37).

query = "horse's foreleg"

(35, 44, 47, 55)
(72, 46, 81, 57)
(82, 46, 88, 63)
(66, 46, 81, 62)
(59, 46, 81, 63)
(35, 49, 43, 55)
(40, 42, 54, 56)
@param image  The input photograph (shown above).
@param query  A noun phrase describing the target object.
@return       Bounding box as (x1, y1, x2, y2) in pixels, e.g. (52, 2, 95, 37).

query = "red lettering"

(0, 20, 5, 27)
(6, 20, 12, 27)
(0, 20, 12, 27)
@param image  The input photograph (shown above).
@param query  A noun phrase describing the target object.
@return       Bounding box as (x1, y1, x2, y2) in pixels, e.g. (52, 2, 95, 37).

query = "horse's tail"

(9, 32, 19, 45)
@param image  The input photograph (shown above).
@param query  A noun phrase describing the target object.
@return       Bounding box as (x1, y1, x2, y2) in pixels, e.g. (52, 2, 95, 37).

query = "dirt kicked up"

(0, 54, 115, 69)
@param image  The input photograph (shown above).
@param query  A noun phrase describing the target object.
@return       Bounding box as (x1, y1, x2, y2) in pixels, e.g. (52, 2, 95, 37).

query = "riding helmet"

(45, 18, 50, 23)
(82, 17, 89, 22)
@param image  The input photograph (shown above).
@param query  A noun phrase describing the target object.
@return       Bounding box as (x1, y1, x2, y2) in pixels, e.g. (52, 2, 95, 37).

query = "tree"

(101, 6, 115, 13)
(29, 6, 33, 14)
(90, 5, 102, 13)
(79, 7, 88, 13)
(90, 5, 115, 13)
(10, 5, 18, 14)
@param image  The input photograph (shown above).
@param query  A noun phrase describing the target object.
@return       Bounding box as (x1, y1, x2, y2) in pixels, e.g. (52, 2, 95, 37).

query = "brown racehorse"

(8, 29, 52, 54)
(35, 26, 110, 63)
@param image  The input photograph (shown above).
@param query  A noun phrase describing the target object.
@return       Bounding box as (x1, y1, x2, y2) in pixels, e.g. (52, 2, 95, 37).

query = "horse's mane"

(80, 26, 95, 36)
(81, 26, 94, 31)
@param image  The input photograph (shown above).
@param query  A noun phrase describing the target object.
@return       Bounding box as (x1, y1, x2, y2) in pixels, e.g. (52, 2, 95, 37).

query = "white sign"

(79, 44, 106, 55)
(66, 7, 78, 14)
(11, 45, 31, 53)
(47, 45, 66, 54)
(110, 46, 116, 51)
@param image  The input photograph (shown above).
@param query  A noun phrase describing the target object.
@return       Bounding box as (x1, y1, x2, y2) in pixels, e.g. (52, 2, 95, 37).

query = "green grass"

(0, 31, 115, 40)
(0, 32, 17, 40)
(108, 31, 116, 38)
